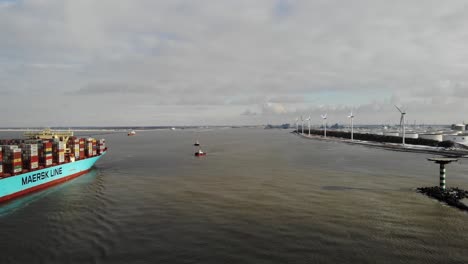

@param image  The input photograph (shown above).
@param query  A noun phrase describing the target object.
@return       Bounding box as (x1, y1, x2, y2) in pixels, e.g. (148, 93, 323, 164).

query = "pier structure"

(427, 157, 458, 190)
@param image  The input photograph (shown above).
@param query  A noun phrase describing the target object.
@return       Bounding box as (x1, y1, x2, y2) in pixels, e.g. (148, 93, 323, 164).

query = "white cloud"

(262, 102, 287, 115)
(241, 109, 257, 116)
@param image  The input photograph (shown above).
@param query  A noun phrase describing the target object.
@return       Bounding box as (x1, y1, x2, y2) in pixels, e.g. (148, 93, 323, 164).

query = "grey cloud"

(1, 0, 468, 125)
(241, 109, 257, 116)
(67, 83, 155, 95)
(227, 96, 266, 105)
(410, 80, 468, 100)
(268, 95, 305, 104)
(175, 96, 227, 106)
(0, 87, 19, 96)
(27, 63, 81, 70)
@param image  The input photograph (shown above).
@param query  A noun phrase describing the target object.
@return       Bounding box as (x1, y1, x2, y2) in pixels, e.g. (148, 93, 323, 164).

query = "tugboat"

(195, 149, 206, 157)
(128, 130, 136, 136)
(194, 140, 200, 146)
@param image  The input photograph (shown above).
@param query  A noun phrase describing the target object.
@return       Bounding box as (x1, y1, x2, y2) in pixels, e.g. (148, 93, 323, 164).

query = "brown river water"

(0, 128, 467, 264)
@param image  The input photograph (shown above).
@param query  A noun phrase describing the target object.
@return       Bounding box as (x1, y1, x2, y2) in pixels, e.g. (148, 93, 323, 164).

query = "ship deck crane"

(24, 128, 74, 153)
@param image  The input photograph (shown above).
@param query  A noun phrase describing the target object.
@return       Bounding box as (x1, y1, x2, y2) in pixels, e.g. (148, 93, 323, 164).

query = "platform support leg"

(440, 163, 446, 191)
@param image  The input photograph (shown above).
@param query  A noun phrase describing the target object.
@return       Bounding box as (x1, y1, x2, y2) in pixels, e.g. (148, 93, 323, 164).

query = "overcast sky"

(1, 0, 468, 126)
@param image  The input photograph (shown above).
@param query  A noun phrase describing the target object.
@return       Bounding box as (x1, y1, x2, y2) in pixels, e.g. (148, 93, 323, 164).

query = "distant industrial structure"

(292, 118, 468, 147)
(369, 123, 468, 147)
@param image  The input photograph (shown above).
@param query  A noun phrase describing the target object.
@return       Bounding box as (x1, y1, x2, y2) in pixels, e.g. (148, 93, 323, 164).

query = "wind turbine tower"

(348, 111, 354, 141)
(321, 113, 327, 138)
(306, 115, 311, 136)
(295, 117, 299, 133)
(395, 105, 406, 146)
(301, 116, 304, 135)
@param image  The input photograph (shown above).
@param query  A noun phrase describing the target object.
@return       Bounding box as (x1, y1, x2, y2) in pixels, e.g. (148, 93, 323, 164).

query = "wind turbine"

(306, 115, 311, 136)
(321, 113, 327, 138)
(301, 116, 304, 135)
(348, 111, 354, 141)
(395, 105, 406, 146)
(295, 117, 299, 133)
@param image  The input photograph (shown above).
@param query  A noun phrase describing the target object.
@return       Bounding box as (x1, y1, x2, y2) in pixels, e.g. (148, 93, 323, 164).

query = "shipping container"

(79, 138, 85, 159)
(74, 143, 80, 160)
(85, 138, 94, 157)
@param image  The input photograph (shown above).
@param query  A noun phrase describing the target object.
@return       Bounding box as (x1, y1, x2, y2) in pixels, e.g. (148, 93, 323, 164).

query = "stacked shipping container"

(73, 139, 80, 160)
(42, 142, 53, 167)
(92, 139, 97, 156)
(53, 141, 65, 164)
(21, 144, 39, 170)
(12, 149, 22, 173)
(0, 137, 105, 176)
(79, 138, 85, 159)
(85, 138, 94, 157)
(97, 139, 106, 154)
(66, 137, 81, 161)
(2, 146, 22, 174)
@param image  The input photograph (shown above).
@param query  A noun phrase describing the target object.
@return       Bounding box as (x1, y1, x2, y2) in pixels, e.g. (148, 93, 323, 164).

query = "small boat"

(128, 130, 136, 136)
(195, 149, 206, 156)
(194, 140, 200, 146)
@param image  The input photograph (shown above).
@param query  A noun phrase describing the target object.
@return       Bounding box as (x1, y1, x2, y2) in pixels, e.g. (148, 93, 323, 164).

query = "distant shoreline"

(295, 132, 468, 157)
(0, 129, 125, 132)
(0, 126, 262, 132)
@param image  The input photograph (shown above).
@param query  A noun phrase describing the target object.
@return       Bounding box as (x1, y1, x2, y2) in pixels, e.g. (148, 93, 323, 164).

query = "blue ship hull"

(0, 152, 106, 203)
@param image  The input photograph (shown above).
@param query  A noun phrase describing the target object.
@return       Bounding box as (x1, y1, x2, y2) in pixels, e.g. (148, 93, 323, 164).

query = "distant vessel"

(128, 130, 136, 136)
(195, 149, 206, 157)
(194, 140, 200, 146)
(0, 129, 106, 203)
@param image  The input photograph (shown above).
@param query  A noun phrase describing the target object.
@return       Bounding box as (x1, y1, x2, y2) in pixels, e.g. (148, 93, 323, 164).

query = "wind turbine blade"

(400, 115, 403, 127)
(394, 105, 403, 113)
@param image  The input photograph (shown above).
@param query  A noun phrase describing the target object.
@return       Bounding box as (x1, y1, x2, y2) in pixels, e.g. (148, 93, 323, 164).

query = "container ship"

(0, 129, 106, 203)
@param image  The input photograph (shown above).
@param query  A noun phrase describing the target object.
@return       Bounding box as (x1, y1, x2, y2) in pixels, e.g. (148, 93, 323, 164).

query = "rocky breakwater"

(417, 187, 468, 211)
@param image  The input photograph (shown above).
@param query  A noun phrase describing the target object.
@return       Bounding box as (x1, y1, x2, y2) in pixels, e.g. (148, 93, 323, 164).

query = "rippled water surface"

(1, 128, 468, 263)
